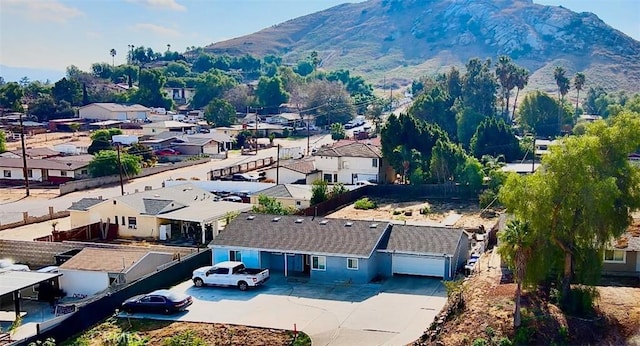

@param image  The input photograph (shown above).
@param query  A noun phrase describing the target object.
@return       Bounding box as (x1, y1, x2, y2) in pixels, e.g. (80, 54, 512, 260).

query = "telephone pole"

(19, 106, 30, 197)
(116, 144, 125, 195)
(276, 144, 280, 185)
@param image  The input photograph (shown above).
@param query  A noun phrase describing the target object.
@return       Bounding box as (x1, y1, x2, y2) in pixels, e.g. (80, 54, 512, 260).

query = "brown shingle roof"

(0, 157, 88, 170)
(384, 225, 464, 255)
(315, 142, 382, 158)
(59, 248, 148, 272)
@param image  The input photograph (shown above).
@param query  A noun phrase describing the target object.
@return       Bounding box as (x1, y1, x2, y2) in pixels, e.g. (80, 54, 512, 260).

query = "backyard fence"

(208, 157, 275, 180)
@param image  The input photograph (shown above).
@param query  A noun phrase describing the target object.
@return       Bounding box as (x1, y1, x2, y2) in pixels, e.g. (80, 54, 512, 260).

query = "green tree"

(192, 70, 237, 109)
(0, 131, 6, 153)
(87, 138, 112, 155)
(330, 123, 346, 140)
(90, 128, 122, 141)
(52, 77, 82, 106)
(204, 98, 236, 127)
(310, 180, 329, 205)
(495, 55, 517, 119)
(126, 143, 155, 166)
(255, 76, 289, 112)
(518, 91, 570, 138)
(110, 48, 116, 66)
(499, 111, 640, 307)
(553, 66, 571, 132)
(330, 183, 348, 197)
(131, 68, 172, 108)
(573, 72, 586, 115)
(305, 80, 354, 126)
(462, 58, 497, 117)
(409, 85, 457, 140)
(511, 67, 530, 120)
(456, 107, 486, 148)
(470, 117, 521, 162)
(88, 150, 142, 177)
(252, 195, 296, 215)
(498, 219, 533, 327)
(0, 82, 24, 112)
(165, 61, 190, 77)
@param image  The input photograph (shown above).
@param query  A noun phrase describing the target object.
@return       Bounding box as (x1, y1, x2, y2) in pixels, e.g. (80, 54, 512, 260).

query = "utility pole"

(276, 144, 280, 185)
(19, 106, 29, 197)
(306, 112, 310, 155)
(116, 144, 125, 196)
(255, 110, 259, 154)
(531, 136, 536, 173)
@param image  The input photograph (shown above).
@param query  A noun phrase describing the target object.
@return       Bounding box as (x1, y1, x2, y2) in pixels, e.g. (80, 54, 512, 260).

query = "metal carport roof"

(0, 271, 62, 297)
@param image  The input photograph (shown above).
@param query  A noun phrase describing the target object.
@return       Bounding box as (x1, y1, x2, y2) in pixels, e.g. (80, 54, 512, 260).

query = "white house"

(57, 248, 175, 297)
(162, 87, 195, 105)
(257, 157, 321, 184)
(0, 157, 90, 184)
(314, 141, 393, 184)
(79, 103, 151, 121)
(141, 120, 197, 136)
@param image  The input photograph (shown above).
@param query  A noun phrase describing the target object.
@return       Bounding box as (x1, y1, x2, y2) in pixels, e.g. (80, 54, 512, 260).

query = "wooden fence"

(208, 157, 275, 180)
(34, 222, 118, 242)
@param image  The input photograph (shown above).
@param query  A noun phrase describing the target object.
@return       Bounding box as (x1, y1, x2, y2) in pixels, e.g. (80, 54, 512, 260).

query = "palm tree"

(553, 66, 570, 134)
(498, 219, 533, 327)
(109, 49, 116, 67)
(573, 72, 586, 115)
(511, 67, 529, 121)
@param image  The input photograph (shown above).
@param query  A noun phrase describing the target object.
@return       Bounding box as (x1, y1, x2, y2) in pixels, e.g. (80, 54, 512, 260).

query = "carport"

(159, 200, 252, 244)
(0, 271, 61, 318)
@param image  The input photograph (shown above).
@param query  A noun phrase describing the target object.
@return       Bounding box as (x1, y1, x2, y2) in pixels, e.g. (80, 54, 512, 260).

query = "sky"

(0, 0, 639, 80)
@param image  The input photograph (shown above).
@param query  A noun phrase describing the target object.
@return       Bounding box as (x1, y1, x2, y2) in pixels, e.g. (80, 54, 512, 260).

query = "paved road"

(122, 274, 447, 346)
(0, 135, 333, 225)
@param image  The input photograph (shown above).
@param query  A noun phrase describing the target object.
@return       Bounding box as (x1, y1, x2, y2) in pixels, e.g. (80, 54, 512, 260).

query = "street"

(0, 134, 334, 225)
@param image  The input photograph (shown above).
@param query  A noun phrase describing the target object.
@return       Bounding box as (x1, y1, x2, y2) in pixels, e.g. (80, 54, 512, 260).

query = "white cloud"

(4, 0, 83, 23)
(131, 23, 181, 38)
(125, 0, 186, 12)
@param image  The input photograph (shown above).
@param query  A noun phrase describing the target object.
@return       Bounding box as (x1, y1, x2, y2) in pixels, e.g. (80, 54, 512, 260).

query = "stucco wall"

(309, 255, 372, 284)
(59, 269, 109, 297)
(602, 251, 638, 273)
(125, 252, 175, 282)
(212, 247, 261, 269)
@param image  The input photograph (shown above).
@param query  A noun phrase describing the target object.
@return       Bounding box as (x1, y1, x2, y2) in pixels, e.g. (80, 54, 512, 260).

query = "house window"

(603, 249, 625, 263)
(372, 158, 378, 168)
(27, 169, 33, 178)
(128, 217, 137, 229)
(121, 216, 125, 226)
(229, 250, 241, 262)
(114, 216, 118, 225)
(347, 258, 359, 270)
(333, 174, 338, 182)
(3, 170, 10, 178)
(311, 256, 326, 271)
(323, 174, 332, 183)
(60, 171, 67, 177)
(81, 169, 88, 175)
(296, 201, 301, 206)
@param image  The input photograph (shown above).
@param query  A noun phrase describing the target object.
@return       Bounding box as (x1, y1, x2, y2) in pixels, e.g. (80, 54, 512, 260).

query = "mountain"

(205, 0, 640, 93)
(0, 65, 65, 83)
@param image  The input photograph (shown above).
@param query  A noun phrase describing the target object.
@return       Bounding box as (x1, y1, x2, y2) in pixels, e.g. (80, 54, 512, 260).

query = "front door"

(303, 255, 311, 275)
(42, 169, 49, 182)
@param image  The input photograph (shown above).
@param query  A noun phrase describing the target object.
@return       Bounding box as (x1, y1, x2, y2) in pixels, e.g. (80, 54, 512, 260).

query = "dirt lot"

(328, 197, 499, 231)
(58, 317, 308, 345)
(416, 250, 640, 345)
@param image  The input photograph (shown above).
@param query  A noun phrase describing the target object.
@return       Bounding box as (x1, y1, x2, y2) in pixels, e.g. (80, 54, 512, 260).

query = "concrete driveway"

(122, 274, 447, 346)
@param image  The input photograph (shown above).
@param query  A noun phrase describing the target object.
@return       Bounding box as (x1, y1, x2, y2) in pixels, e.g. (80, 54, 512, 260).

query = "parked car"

(192, 261, 270, 291)
(355, 180, 377, 186)
(154, 148, 181, 156)
(222, 195, 243, 203)
(121, 289, 192, 314)
(344, 122, 355, 129)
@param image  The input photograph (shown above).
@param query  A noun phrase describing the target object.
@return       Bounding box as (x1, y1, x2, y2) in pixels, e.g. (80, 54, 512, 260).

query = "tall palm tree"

(573, 72, 586, 115)
(553, 66, 570, 134)
(511, 67, 529, 121)
(109, 49, 116, 67)
(498, 219, 533, 327)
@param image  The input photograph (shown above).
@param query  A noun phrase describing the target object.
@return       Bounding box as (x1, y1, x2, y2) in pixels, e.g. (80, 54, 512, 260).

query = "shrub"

(420, 205, 431, 214)
(472, 338, 488, 346)
(354, 197, 377, 210)
(392, 209, 402, 215)
(163, 331, 205, 346)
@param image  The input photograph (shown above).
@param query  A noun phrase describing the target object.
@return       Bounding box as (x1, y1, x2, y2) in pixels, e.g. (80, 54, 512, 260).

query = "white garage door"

(392, 254, 445, 277)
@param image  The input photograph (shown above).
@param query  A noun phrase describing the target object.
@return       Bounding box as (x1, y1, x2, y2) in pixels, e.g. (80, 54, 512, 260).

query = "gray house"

(210, 214, 468, 283)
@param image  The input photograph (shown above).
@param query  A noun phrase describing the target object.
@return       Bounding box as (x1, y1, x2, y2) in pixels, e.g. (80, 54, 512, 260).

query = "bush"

(479, 189, 497, 209)
(163, 331, 205, 346)
(354, 197, 377, 210)
(392, 209, 402, 215)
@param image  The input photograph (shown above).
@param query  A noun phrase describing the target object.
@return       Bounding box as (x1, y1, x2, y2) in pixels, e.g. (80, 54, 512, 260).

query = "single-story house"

(314, 141, 395, 184)
(58, 248, 175, 297)
(602, 228, 640, 278)
(142, 120, 197, 136)
(257, 157, 321, 184)
(68, 183, 252, 242)
(249, 184, 314, 209)
(501, 163, 540, 174)
(0, 157, 89, 184)
(79, 103, 151, 122)
(0, 147, 61, 159)
(215, 123, 289, 138)
(162, 87, 195, 105)
(149, 131, 233, 155)
(266, 112, 302, 126)
(210, 214, 469, 283)
(53, 141, 92, 155)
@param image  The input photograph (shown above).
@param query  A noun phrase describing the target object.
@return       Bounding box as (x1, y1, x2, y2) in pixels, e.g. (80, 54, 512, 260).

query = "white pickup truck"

(192, 261, 270, 291)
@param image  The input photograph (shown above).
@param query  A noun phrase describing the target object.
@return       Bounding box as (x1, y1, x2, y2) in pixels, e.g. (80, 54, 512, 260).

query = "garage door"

(392, 254, 445, 277)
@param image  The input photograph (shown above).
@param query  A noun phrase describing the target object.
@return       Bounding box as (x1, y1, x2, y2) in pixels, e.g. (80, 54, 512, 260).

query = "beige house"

(602, 229, 640, 278)
(257, 158, 321, 184)
(79, 103, 151, 121)
(250, 184, 314, 209)
(67, 183, 252, 243)
(0, 157, 89, 184)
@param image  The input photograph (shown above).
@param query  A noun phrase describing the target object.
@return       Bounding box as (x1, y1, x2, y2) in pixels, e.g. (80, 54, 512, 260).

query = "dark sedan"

(121, 289, 192, 314)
